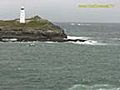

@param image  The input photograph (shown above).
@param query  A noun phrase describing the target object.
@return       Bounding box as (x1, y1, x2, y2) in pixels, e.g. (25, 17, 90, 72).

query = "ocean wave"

(67, 40, 107, 46)
(110, 38, 120, 41)
(71, 40, 97, 45)
(67, 36, 90, 40)
(77, 23, 91, 26)
(68, 84, 120, 90)
(70, 23, 91, 26)
(44, 41, 58, 43)
(67, 36, 107, 45)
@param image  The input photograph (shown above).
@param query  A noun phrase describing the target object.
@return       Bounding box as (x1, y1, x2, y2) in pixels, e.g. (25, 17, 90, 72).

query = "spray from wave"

(67, 36, 107, 45)
(67, 36, 90, 40)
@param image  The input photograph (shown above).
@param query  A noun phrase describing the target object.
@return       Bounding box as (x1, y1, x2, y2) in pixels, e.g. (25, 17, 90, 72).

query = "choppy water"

(0, 23, 120, 90)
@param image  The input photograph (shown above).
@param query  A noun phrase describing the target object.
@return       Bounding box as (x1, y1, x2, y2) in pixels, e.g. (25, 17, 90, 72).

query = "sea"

(0, 23, 120, 90)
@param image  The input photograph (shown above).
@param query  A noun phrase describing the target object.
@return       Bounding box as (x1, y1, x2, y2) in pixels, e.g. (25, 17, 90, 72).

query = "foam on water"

(70, 23, 91, 26)
(67, 36, 90, 40)
(44, 41, 58, 43)
(110, 38, 120, 41)
(67, 36, 107, 45)
(68, 84, 120, 90)
(68, 40, 107, 45)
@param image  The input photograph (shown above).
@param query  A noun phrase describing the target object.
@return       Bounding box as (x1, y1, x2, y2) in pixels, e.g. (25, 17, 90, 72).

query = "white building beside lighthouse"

(20, 6, 25, 23)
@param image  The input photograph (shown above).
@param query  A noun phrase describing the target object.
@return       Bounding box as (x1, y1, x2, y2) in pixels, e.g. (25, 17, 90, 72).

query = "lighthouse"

(20, 6, 25, 23)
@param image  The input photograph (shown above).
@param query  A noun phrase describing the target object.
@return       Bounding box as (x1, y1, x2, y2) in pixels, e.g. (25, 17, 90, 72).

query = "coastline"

(0, 16, 86, 42)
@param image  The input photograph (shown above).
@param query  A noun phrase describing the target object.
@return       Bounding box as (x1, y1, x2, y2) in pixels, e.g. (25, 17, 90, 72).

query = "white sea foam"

(45, 41, 58, 43)
(67, 36, 106, 45)
(77, 24, 81, 26)
(70, 23, 91, 26)
(68, 84, 120, 90)
(67, 36, 90, 40)
(71, 23, 75, 26)
(69, 40, 107, 45)
(110, 38, 120, 41)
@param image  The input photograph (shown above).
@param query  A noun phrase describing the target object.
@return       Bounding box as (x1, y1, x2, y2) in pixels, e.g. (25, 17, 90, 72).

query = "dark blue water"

(0, 23, 120, 90)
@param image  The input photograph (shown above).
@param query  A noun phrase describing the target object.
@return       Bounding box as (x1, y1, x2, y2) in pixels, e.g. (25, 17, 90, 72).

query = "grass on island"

(0, 16, 61, 32)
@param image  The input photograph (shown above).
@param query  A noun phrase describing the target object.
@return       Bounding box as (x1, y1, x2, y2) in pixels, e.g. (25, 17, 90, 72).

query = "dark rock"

(0, 16, 67, 42)
(0, 16, 87, 42)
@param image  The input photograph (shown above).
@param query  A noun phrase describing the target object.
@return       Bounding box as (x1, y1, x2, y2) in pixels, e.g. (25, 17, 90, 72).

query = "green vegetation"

(0, 16, 60, 32)
(0, 15, 67, 42)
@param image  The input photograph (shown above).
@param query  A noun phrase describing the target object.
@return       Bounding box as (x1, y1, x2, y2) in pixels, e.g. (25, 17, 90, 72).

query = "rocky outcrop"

(0, 16, 86, 42)
(0, 16, 67, 42)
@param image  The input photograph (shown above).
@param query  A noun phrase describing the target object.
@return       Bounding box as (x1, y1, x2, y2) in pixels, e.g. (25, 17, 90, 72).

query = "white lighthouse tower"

(20, 6, 25, 23)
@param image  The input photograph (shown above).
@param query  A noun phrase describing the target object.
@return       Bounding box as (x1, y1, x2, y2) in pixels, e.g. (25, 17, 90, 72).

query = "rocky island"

(0, 16, 86, 42)
(0, 16, 67, 42)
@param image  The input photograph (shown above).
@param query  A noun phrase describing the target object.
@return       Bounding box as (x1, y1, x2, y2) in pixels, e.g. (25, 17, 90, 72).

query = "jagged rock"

(0, 16, 67, 42)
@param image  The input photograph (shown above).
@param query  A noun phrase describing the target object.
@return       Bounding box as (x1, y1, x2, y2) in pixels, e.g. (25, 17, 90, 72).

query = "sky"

(0, 0, 120, 23)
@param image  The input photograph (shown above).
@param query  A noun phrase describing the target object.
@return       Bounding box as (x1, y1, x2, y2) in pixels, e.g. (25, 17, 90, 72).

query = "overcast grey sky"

(0, 0, 120, 23)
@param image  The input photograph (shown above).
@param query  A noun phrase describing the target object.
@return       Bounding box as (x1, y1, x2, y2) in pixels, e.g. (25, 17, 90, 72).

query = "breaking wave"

(67, 36, 107, 45)
(68, 40, 107, 45)
(70, 23, 91, 26)
(110, 38, 120, 41)
(67, 36, 90, 40)
(68, 84, 120, 90)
